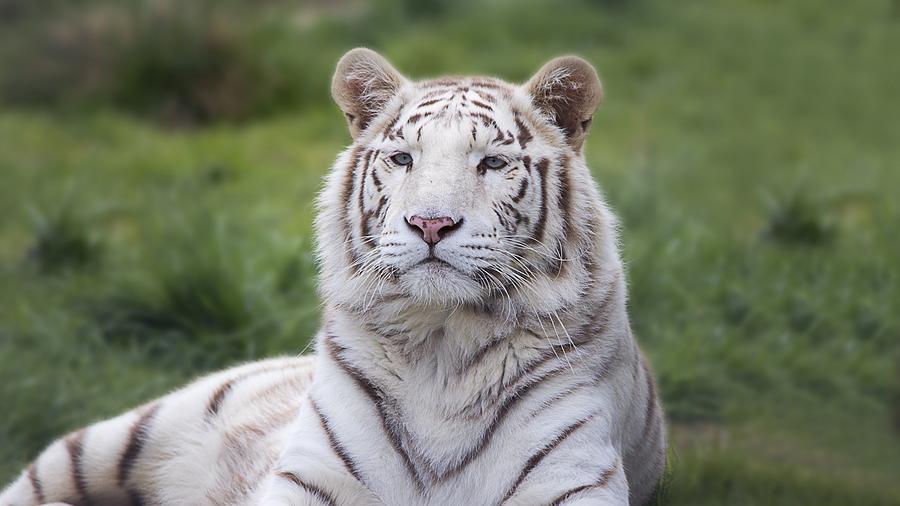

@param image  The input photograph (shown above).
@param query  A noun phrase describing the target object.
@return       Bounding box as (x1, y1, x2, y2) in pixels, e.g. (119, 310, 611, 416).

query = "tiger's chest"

(271, 351, 606, 506)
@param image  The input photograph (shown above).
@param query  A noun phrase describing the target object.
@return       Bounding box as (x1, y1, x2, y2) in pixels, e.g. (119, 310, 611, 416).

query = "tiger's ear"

(332, 48, 408, 138)
(524, 56, 603, 150)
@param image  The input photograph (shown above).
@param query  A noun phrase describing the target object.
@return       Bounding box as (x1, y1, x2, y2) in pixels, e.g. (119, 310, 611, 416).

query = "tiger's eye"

(391, 152, 413, 165)
(481, 156, 507, 170)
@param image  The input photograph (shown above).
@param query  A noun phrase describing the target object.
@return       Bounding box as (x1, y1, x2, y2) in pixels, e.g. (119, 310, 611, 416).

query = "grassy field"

(1, 0, 898, 504)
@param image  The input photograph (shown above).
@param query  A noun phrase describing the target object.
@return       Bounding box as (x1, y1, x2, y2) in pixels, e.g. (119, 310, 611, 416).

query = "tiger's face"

(355, 82, 563, 304)
(319, 49, 605, 310)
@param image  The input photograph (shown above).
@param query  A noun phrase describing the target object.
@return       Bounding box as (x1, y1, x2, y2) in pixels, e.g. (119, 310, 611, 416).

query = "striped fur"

(1, 49, 665, 506)
(0, 357, 316, 506)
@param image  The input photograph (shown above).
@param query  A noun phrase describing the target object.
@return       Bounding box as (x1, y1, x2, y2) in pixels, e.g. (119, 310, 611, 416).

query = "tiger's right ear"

(524, 56, 602, 150)
(332, 48, 408, 138)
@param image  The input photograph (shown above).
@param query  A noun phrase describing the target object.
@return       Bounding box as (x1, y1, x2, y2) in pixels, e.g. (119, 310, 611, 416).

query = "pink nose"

(407, 215, 458, 245)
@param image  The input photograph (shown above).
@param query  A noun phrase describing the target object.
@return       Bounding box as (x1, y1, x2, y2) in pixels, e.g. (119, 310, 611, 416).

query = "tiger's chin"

(397, 260, 484, 306)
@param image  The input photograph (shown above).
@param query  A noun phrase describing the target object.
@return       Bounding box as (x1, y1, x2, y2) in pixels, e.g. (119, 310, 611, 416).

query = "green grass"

(1, 0, 899, 504)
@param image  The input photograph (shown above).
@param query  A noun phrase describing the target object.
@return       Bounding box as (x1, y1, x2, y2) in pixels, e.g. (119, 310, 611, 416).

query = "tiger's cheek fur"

(354, 151, 395, 250)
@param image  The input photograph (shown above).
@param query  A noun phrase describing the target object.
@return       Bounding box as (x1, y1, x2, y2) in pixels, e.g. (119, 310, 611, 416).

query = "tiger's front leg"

(256, 396, 382, 506)
(500, 422, 630, 506)
(503, 451, 629, 506)
(258, 468, 377, 506)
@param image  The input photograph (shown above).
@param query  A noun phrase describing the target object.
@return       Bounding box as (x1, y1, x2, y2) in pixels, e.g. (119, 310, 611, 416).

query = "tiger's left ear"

(524, 56, 603, 150)
(332, 48, 409, 138)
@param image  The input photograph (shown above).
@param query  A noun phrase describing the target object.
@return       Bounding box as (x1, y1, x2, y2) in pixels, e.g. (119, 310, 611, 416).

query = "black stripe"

(438, 355, 575, 482)
(515, 115, 534, 149)
(370, 161, 384, 191)
(357, 149, 374, 246)
(406, 111, 434, 125)
(471, 99, 494, 111)
(416, 97, 444, 108)
(369, 195, 390, 232)
(574, 276, 619, 344)
(528, 380, 594, 419)
(557, 155, 573, 237)
(511, 178, 529, 203)
(65, 429, 90, 504)
(276, 471, 338, 506)
(544, 462, 617, 506)
(502, 201, 526, 227)
(532, 158, 550, 243)
(340, 147, 366, 274)
(128, 488, 147, 506)
(205, 363, 302, 421)
(508, 339, 581, 384)
(310, 397, 366, 485)
(470, 80, 502, 90)
(501, 415, 595, 502)
(324, 336, 425, 490)
(381, 114, 401, 140)
(493, 205, 512, 233)
(473, 89, 498, 103)
(470, 111, 498, 130)
(456, 337, 507, 377)
(118, 404, 161, 487)
(205, 379, 234, 420)
(27, 463, 45, 503)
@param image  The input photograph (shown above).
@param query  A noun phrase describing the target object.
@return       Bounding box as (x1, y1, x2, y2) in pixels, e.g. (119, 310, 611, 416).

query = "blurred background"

(0, 0, 897, 504)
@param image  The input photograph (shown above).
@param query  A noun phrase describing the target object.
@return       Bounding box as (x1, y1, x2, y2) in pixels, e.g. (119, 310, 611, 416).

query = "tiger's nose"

(406, 215, 460, 245)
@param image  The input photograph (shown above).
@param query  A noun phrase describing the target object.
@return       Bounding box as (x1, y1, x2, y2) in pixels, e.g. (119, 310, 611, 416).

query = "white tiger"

(1, 48, 666, 506)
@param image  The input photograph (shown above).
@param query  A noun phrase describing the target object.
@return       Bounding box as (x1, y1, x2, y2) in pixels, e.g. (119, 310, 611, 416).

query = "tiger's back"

(1, 356, 315, 505)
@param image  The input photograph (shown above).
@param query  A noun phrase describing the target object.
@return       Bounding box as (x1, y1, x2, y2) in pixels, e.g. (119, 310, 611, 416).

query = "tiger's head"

(317, 49, 619, 316)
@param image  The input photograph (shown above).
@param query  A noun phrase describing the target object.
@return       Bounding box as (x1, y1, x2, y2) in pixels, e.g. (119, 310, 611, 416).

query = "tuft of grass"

(24, 205, 101, 274)
(94, 265, 255, 365)
(82, 205, 321, 371)
(659, 370, 727, 424)
(762, 189, 835, 246)
(90, 214, 261, 369)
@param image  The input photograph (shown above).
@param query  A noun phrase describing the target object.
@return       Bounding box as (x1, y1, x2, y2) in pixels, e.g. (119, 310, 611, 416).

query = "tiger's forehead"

(416, 77, 515, 101)
(408, 78, 515, 122)
(372, 77, 542, 153)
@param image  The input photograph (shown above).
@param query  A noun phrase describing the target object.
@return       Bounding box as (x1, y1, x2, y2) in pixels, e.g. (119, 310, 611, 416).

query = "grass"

(23, 204, 102, 274)
(1, 0, 898, 504)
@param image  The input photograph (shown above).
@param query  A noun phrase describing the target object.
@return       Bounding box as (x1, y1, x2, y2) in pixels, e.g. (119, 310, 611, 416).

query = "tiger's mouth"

(396, 252, 486, 304)
(408, 253, 470, 277)
(414, 255, 462, 274)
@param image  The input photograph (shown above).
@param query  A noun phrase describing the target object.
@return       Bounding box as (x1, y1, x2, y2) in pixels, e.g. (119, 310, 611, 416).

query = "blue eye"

(390, 152, 413, 165)
(480, 156, 507, 170)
